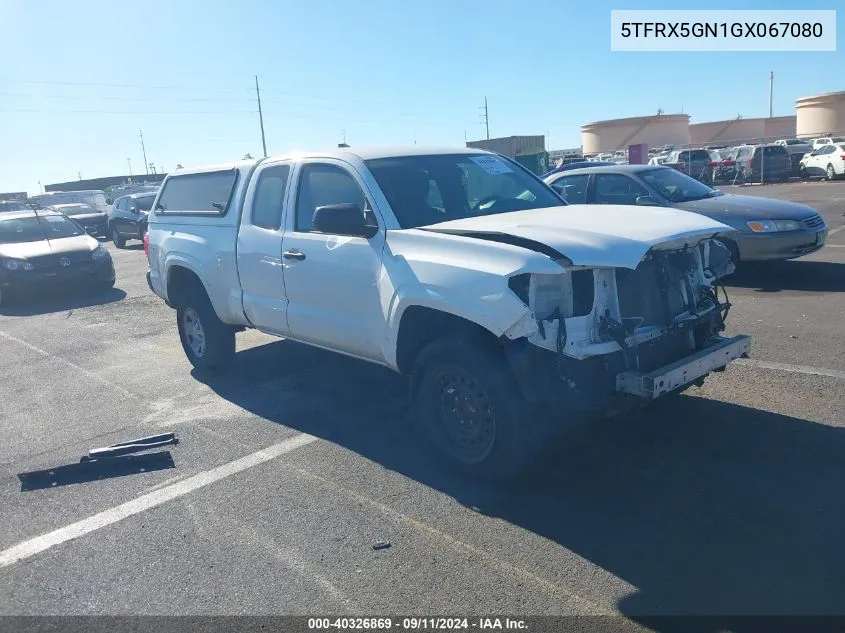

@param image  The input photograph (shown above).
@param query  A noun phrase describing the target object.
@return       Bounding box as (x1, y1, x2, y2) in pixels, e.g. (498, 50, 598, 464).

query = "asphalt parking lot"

(1, 180, 844, 619)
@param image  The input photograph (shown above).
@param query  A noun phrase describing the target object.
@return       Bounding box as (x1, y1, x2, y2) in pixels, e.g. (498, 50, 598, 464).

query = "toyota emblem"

(60, 257, 71, 268)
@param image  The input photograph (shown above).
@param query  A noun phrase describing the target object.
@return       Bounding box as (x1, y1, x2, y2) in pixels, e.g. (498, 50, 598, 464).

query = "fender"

(382, 282, 534, 370)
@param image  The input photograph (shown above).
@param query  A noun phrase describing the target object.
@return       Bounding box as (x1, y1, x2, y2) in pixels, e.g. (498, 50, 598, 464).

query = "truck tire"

(411, 336, 533, 481)
(176, 287, 235, 372)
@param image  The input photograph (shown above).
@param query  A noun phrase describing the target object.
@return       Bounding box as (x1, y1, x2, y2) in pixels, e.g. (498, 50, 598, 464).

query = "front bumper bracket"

(616, 334, 751, 399)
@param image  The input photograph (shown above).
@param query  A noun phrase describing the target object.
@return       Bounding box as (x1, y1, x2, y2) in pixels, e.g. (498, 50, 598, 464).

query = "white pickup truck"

(145, 147, 750, 478)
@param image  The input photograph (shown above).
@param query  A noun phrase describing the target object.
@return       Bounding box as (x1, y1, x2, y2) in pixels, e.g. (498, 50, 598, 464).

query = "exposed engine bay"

(504, 238, 745, 411)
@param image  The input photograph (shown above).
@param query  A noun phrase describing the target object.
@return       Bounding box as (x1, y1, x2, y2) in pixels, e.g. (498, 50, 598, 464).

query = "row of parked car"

(647, 136, 845, 185)
(559, 136, 845, 187)
(0, 186, 158, 248)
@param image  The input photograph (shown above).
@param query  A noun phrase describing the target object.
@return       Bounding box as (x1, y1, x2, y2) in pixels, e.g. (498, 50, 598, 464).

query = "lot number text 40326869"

(307, 618, 528, 630)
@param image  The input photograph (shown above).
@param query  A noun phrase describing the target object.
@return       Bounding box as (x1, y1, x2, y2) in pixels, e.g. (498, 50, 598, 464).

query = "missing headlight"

(509, 270, 594, 320)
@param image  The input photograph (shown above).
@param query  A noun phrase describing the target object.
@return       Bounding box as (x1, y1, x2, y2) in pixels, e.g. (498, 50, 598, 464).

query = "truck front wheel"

(411, 336, 532, 481)
(176, 288, 235, 372)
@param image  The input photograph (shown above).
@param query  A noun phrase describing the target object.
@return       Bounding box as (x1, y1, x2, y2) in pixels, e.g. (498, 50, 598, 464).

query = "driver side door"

(281, 160, 388, 361)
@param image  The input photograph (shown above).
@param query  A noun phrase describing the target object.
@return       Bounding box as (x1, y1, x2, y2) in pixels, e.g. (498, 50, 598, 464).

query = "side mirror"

(85, 226, 98, 235)
(128, 204, 138, 213)
(312, 203, 377, 238)
(635, 196, 658, 206)
(551, 183, 566, 195)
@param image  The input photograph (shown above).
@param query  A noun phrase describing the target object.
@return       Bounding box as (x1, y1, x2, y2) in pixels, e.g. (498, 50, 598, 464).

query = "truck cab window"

(252, 165, 290, 230)
(295, 164, 366, 232)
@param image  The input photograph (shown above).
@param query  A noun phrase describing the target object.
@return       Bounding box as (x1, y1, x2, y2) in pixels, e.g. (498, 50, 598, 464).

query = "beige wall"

(582, 115, 690, 154)
(796, 91, 845, 137)
(689, 116, 796, 145)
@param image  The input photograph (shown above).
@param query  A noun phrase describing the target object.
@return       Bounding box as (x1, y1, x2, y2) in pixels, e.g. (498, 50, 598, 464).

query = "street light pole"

(255, 75, 268, 158)
(140, 129, 149, 175)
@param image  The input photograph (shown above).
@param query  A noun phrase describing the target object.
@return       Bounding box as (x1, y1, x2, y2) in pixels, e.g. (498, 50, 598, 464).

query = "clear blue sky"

(0, 0, 841, 194)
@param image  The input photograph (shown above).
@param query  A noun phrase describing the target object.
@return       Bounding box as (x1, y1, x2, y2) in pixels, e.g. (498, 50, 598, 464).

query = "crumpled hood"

(674, 194, 819, 223)
(418, 204, 734, 269)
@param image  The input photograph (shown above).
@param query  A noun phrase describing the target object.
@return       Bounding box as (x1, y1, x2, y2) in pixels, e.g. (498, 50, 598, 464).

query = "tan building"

(466, 135, 545, 159)
(689, 116, 796, 145)
(796, 90, 845, 138)
(581, 114, 690, 154)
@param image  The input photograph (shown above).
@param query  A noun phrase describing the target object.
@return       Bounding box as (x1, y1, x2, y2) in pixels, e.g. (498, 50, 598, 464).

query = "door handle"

(283, 250, 306, 261)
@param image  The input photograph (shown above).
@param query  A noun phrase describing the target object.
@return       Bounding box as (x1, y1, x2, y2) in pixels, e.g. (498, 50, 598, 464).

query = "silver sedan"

(544, 165, 827, 261)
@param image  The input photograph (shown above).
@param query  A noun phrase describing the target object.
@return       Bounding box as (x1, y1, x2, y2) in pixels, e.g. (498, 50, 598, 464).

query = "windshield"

(365, 154, 563, 229)
(0, 214, 84, 244)
(0, 201, 28, 212)
(639, 167, 720, 203)
(135, 195, 156, 211)
(59, 205, 97, 216)
(34, 192, 107, 208)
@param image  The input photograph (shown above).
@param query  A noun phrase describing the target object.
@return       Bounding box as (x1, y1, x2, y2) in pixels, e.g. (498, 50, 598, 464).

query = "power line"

(4, 78, 249, 91)
(0, 91, 254, 103)
(0, 108, 258, 114)
(1, 79, 471, 111)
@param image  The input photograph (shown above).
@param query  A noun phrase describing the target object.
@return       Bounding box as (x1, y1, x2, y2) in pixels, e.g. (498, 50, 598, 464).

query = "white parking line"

(0, 433, 317, 569)
(826, 244, 845, 248)
(828, 225, 845, 237)
(0, 330, 139, 400)
(735, 358, 845, 380)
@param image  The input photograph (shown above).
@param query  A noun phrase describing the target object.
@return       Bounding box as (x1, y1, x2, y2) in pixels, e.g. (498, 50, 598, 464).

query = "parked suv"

(145, 148, 750, 480)
(800, 143, 845, 180)
(725, 144, 791, 183)
(662, 149, 712, 183)
(109, 192, 156, 247)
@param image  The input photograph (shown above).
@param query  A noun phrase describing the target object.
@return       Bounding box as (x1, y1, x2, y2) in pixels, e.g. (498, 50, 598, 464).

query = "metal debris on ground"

(81, 432, 179, 462)
(372, 539, 391, 551)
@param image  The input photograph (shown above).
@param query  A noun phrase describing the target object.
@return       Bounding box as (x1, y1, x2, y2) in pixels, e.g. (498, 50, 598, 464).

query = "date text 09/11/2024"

(307, 618, 528, 630)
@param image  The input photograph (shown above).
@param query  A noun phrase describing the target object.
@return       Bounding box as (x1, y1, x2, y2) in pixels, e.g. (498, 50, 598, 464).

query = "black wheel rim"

(432, 367, 496, 464)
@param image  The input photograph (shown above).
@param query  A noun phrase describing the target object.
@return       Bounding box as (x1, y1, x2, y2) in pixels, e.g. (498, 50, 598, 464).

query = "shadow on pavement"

(18, 451, 175, 491)
(196, 339, 845, 619)
(725, 259, 845, 293)
(0, 287, 126, 316)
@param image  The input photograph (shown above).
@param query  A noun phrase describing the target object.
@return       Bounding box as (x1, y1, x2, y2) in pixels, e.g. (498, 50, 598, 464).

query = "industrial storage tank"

(690, 116, 796, 146)
(796, 91, 845, 138)
(581, 114, 690, 154)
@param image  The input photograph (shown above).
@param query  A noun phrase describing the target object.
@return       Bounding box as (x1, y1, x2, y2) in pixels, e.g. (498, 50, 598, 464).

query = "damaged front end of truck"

(501, 236, 750, 413)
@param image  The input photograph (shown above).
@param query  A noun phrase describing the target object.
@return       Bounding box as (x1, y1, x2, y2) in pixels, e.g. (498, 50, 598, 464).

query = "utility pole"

(78, 172, 82, 181)
(769, 71, 774, 118)
(255, 75, 267, 157)
(139, 129, 149, 175)
(480, 97, 490, 140)
(127, 158, 132, 177)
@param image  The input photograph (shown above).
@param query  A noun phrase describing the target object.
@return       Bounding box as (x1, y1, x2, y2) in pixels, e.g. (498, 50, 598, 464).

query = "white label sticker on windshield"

(469, 155, 514, 175)
(44, 215, 65, 222)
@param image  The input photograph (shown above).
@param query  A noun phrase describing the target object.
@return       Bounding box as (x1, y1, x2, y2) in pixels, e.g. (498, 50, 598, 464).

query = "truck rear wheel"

(411, 336, 533, 481)
(176, 288, 235, 372)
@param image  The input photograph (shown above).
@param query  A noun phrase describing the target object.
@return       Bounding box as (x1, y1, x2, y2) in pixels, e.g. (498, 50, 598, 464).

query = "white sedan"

(800, 143, 845, 180)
